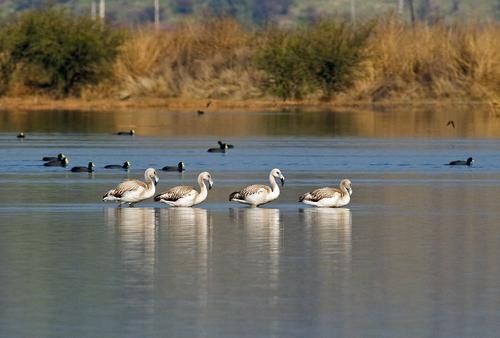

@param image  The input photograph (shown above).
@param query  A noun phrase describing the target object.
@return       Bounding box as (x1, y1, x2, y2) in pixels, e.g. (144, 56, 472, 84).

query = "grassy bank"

(1, 13, 499, 107)
(1, 96, 497, 115)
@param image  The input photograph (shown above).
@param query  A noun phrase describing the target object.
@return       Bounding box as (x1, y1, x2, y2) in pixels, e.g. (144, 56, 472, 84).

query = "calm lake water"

(0, 107, 499, 337)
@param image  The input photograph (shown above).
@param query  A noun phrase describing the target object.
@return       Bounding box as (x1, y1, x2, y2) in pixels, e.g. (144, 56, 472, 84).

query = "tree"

(0, 7, 124, 96)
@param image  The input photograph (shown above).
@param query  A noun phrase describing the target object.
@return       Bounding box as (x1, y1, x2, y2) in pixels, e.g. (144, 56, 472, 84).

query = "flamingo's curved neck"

(194, 175, 208, 204)
(269, 173, 280, 195)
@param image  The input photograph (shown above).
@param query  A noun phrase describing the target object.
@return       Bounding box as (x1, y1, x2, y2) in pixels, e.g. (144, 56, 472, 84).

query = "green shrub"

(256, 28, 315, 100)
(256, 20, 373, 100)
(0, 7, 124, 96)
(308, 20, 373, 98)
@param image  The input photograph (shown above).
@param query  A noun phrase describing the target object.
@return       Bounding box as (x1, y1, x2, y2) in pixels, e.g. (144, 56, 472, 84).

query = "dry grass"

(8, 17, 500, 105)
(99, 18, 263, 100)
(100, 17, 500, 104)
(351, 17, 500, 102)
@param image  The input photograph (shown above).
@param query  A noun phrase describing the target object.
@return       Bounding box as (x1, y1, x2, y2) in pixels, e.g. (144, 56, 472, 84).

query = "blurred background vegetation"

(0, 1, 498, 102)
(0, 0, 499, 26)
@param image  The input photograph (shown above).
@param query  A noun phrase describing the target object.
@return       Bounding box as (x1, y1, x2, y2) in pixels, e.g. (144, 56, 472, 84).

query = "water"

(0, 108, 499, 337)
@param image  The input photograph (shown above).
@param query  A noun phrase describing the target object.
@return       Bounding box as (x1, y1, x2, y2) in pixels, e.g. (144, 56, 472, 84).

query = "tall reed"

(354, 17, 500, 102)
(110, 18, 262, 100)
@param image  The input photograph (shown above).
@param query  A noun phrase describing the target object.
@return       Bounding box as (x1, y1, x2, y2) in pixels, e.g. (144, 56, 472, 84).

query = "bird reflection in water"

(301, 207, 352, 264)
(104, 207, 158, 294)
(230, 207, 282, 253)
(156, 207, 210, 305)
(156, 207, 210, 269)
(230, 207, 281, 231)
(230, 207, 282, 291)
(105, 207, 158, 229)
(158, 207, 209, 229)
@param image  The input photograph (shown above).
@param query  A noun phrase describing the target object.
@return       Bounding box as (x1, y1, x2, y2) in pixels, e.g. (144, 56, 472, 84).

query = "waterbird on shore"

(102, 168, 159, 207)
(162, 161, 185, 172)
(104, 161, 131, 170)
(154, 171, 213, 207)
(299, 179, 352, 208)
(447, 120, 455, 128)
(42, 153, 66, 162)
(218, 140, 234, 149)
(449, 157, 474, 166)
(229, 168, 285, 207)
(208, 143, 229, 153)
(117, 129, 135, 135)
(71, 162, 95, 173)
(44, 157, 69, 167)
(17, 132, 25, 138)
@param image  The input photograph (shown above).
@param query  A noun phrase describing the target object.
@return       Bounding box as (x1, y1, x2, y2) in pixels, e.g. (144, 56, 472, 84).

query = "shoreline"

(0, 96, 495, 112)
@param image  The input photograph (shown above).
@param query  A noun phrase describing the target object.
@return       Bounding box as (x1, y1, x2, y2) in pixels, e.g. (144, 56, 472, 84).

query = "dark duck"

(104, 161, 131, 170)
(208, 143, 229, 153)
(448, 157, 474, 166)
(44, 157, 69, 167)
(42, 153, 66, 162)
(162, 161, 185, 172)
(71, 162, 95, 172)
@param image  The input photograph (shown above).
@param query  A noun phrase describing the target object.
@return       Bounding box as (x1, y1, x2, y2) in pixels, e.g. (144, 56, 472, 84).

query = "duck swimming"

(44, 157, 69, 167)
(104, 161, 131, 170)
(42, 153, 66, 162)
(71, 162, 95, 173)
(208, 143, 229, 153)
(162, 162, 185, 172)
(449, 157, 474, 166)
